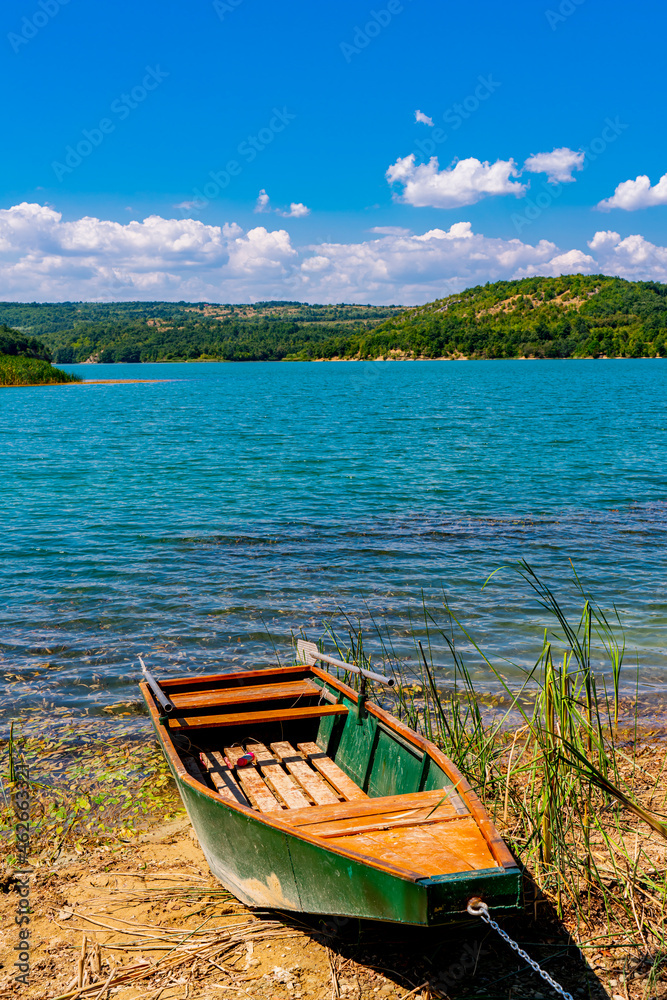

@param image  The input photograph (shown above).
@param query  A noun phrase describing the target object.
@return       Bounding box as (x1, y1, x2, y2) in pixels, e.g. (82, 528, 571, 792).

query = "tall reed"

(321, 562, 667, 965)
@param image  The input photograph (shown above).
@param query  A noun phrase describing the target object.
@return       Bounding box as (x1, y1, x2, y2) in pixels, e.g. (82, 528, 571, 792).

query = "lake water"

(2, 359, 667, 731)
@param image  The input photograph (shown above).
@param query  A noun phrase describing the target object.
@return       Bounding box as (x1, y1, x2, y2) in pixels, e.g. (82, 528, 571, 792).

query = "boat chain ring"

(466, 899, 574, 1000)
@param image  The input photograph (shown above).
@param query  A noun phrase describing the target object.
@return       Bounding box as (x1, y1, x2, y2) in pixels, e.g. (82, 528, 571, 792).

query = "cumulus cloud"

(597, 172, 667, 211)
(415, 109, 434, 126)
(523, 147, 585, 184)
(2, 202, 667, 304)
(278, 202, 310, 218)
(254, 189, 271, 213)
(386, 154, 526, 208)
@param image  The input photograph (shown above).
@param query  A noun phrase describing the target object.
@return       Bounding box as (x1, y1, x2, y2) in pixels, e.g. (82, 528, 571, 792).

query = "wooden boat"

(139, 642, 522, 926)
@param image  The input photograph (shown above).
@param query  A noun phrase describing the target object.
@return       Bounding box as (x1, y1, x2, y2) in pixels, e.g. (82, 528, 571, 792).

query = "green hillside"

(292, 275, 667, 361)
(0, 301, 402, 364)
(3, 276, 667, 363)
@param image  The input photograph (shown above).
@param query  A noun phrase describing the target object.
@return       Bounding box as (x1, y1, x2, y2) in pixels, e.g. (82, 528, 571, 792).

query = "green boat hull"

(147, 673, 523, 926)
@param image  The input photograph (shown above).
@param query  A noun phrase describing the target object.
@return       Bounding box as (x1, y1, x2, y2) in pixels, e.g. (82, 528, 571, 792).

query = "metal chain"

(466, 900, 574, 1000)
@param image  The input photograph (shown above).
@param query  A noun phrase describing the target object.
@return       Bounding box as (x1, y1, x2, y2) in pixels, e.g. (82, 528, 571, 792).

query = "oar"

(139, 657, 176, 720)
(296, 639, 394, 724)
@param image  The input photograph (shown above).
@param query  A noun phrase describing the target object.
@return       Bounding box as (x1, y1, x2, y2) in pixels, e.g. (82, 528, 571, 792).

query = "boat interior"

(153, 665, 506, 878)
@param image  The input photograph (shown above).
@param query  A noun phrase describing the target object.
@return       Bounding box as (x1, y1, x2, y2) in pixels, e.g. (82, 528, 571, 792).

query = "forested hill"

(327, 275, 667, 361)
(3, 276, 667, 362)
(0, 324, 51, 361)
(0, 301, 402, 364)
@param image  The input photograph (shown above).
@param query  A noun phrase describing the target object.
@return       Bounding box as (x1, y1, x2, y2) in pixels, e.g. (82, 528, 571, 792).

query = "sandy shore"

(1, 379, 172, 388)
(3, 723, 661, 999)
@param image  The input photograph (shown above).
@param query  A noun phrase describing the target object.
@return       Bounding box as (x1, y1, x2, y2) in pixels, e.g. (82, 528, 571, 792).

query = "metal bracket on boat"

(139, 657, 176, 722)
(295, 640, 395, 726)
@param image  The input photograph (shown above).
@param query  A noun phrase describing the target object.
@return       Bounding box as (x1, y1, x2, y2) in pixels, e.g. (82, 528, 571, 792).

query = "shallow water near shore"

(2, 358, 667, 731)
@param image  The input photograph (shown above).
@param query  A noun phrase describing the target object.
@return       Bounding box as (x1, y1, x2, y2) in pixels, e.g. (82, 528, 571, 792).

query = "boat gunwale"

(140, 668, 517, 881)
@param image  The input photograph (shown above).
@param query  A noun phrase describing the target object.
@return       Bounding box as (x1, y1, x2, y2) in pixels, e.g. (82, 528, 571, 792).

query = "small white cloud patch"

(254, 189, 271, 213)
(255, 191, 309, 218)
(523, 147, 585, 184)
(415, 109, 434, 127)
(279, 202, 310, 218)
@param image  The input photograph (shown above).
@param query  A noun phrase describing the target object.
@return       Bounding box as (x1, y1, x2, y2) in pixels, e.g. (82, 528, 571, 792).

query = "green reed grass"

(0, 353, 82, 386)
(318, 561, 667, 976)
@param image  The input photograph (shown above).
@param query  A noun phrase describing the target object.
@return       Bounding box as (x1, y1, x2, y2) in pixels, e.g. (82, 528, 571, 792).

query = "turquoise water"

(2, 359, 667, 727)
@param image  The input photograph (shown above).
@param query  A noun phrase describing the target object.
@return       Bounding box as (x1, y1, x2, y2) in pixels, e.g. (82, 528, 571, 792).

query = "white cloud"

(279, 202, 310, 218)
(255, 190, 310, 218)
(174, 200, 201, 212)
(587, 230, 621, 251)
(254, 189, 271, 213)
(516, 248, 596, 278)
(415, 109, 434, 127)
(368, 226, 412, 236)
(597, 172, 667, 211)
(523, 147, 585, 184)
(386, 154, 526, 208)
(586, 230, 667, 280)
(2, 202, 667, 304)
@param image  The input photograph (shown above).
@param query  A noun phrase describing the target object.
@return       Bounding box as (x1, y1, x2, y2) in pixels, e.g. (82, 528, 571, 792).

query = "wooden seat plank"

(168, 703, 348, 732)
(199, 751, 250, 807)
(241, 742, 310, 810)
(171, 679, 323, 711)
(305, 802, 464, 839)
(297, 742, 369, 801)
(282, 789, 454, 828)
(223, 746, 284, 813)
(270, 741, 340, 806)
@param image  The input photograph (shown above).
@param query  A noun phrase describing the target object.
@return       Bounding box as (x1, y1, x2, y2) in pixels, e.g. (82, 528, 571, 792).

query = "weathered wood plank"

(332, 824, 478, 875)
(270, 741, 340, 806)
(168, 703, 348, 732)
(297, 742, 369, 801)
(242, 742, 310, 810)
(282, 789, 457, 827)
(199, 751, 250, 807)
(171, 679, 322, 711)
(159, 664, 309, 690)
(306, 804, 466, 839)
(223, 746, 284, 813)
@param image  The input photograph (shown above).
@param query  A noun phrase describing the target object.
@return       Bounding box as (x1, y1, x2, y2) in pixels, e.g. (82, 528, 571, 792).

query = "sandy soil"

(0, 809, 635, 1000)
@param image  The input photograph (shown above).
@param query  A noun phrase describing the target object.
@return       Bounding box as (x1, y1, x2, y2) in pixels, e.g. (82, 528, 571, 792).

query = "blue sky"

(1, 0, 666, 303)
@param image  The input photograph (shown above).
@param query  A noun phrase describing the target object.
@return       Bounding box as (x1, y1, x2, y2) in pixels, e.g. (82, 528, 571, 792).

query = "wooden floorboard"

(223, 746, 284, 812)
(270, 741, 340, 806)
(332, 824, 478, 876)
(243, 742, 311, 810)
(199, 751, 250, 807)
(297, 741, 369, 801)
